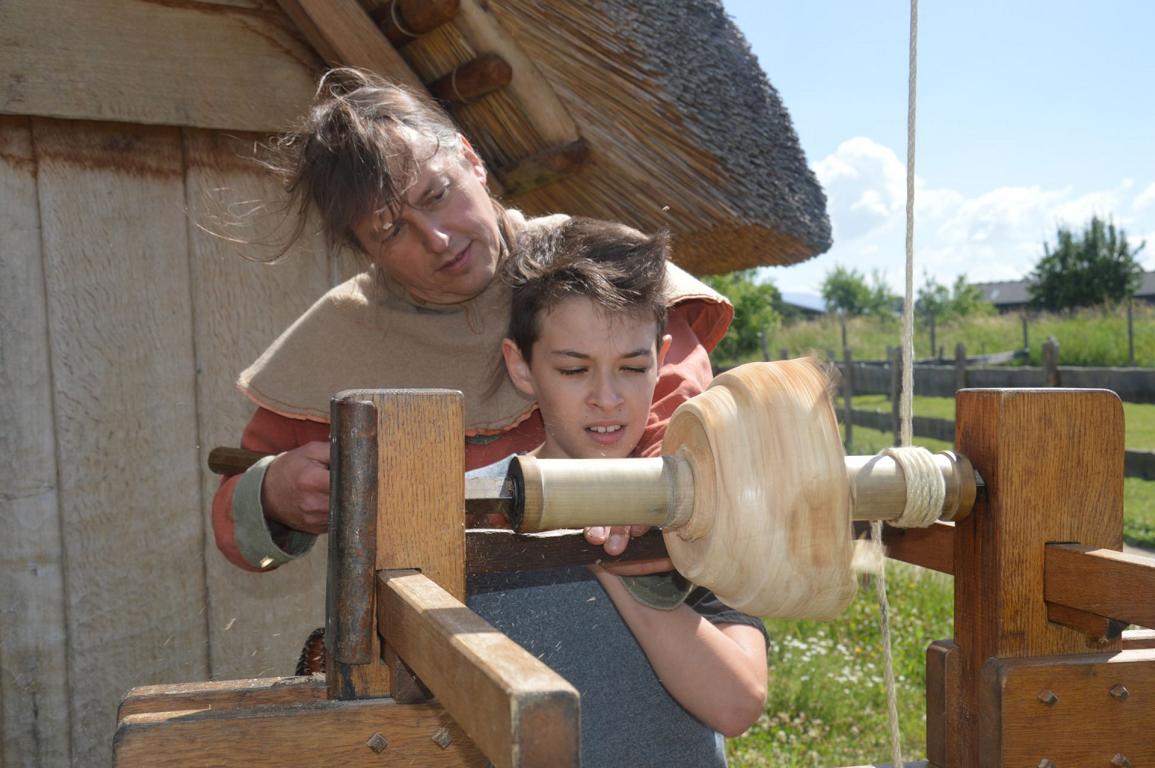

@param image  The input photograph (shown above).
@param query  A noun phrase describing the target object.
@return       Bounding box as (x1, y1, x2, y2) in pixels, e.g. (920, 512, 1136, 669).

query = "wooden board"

(379, 570, 580, 768)
(113, 697, 487, 766)
(118, 676, 326, 720)
(0, 0, 322, 131)
(0, 115, 72, 767)
(924, 640, 959, 768)
(1045, 543, 1155, 629)
(981, 648, 1155, 766)
(34, 118, 210, 765)
(369, 391, 466, 597)
(184, 128, 333, 681)
(953, 389, 1124, 766)
(275, 0, 423, 87)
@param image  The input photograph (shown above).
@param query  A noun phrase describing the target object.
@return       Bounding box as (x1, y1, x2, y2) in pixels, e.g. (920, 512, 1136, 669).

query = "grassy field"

(722, 307, 1153, 765)
(727, 420, 1155, 766)
(727, 560, 952, 767)
(750, 304, 1155, 368)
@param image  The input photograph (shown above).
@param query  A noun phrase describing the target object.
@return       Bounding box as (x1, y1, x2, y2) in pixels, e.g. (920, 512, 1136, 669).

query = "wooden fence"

(830, 339, 1155, 480)
(841, 340, 1155, 405)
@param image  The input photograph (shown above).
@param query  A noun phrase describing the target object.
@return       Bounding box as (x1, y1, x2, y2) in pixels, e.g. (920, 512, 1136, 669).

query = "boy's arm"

(591, 567, 768, 736)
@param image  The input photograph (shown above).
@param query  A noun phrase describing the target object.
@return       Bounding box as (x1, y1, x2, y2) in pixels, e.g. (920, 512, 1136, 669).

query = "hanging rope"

(871, 1, 919, 766)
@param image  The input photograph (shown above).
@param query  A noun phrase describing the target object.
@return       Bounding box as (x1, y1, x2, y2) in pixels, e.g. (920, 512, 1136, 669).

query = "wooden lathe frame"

(113, 386, 1155, 767)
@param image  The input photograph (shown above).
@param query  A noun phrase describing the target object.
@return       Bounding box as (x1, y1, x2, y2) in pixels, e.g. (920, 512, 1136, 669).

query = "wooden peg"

(428, 53, 513, 105)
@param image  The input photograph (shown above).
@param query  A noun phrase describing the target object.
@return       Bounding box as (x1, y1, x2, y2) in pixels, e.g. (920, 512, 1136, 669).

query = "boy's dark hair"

(503, 217, 669, 363)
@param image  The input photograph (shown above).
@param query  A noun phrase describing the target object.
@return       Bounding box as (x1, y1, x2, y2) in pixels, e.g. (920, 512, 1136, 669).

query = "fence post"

(1021, 312, 1029, 353)
(954, 342, 967, 392)
(1043, 336, 1060, 387)
(889, 346, 902, 447)
(758, 329, 769, 362)
(1128, 300, 1135, 367)
(779, 348, 789, 361)
(843, 347, 854, 450)
(929, 313, 937, 361)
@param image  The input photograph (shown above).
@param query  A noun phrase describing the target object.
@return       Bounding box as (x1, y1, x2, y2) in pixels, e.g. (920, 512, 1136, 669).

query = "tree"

(821, 265, 896, 318)
(1027, 217, 1146, 312)
(701, 269, 782, 363)
(915, 273, 994, 324)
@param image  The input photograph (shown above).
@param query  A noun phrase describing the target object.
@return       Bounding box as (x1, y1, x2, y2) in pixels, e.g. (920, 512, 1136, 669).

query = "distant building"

(972, 271, 1155, 312)
(780, 292, 827, 318)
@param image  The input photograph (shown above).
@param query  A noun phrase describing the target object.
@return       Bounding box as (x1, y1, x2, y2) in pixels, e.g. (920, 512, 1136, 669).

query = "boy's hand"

(584, 525, 674, 574)
(584, 524, 644, 555)
(262, 441, 331, 535)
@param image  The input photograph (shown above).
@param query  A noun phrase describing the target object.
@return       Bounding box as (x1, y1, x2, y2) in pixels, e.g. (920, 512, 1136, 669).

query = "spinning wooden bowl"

(512, 359, 977, 619)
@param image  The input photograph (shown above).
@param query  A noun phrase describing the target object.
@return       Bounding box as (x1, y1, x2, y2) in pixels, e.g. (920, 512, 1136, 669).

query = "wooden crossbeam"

(379, 570, 579, 768)
(1045, 543, 1155, 629)
(117, 677, 326, 720)
(275, 0, 423, 89)
(854, 520, 956, 575)
(114, 698, 485, 767)
(454, 0, 580, 147)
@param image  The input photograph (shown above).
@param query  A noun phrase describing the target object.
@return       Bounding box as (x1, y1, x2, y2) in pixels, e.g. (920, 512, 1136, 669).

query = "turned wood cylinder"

(515, 450, 974, 531)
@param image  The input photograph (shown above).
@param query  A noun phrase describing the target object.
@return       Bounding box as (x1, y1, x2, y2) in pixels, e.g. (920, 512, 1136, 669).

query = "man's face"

(503, 297, 671, 459)
(351, 138, 501, 305)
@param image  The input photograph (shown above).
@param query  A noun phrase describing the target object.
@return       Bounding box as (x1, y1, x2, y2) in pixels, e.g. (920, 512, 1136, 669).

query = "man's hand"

(261, 441, 330, 535)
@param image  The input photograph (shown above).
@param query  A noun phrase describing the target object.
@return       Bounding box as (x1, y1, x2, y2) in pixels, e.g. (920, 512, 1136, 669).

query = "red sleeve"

(635, 304, 716, 458)
(210, 408, 328, 571)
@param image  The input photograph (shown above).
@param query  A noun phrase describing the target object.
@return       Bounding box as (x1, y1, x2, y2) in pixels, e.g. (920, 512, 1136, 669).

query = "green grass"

(727, 423, 1155, 766)
(748, 304, 1155, 368)
(727, 561, 952, 767)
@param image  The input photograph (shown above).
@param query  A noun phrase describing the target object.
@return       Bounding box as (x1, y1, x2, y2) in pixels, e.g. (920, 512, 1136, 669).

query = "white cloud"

(770, 140, 1155, 294)
(1134, 182, 1155, 211)
(813, 137, 907, 242)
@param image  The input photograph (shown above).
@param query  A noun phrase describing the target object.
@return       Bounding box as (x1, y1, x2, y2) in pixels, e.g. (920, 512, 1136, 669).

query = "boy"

(467, 217, 768, 767)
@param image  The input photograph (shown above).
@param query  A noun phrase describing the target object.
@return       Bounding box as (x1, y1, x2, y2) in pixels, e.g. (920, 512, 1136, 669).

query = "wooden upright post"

(947, 389, 1124, 766)
(327, 389, 465, 699)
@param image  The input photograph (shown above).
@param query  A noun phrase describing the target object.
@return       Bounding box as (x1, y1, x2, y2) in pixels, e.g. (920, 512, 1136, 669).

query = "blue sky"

(722, 1, 1155, 295)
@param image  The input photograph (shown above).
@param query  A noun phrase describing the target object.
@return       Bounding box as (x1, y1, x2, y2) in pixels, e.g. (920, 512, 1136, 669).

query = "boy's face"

(503, 297, 671, 460)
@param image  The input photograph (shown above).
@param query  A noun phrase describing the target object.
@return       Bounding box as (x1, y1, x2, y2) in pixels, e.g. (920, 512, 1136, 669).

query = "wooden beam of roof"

(371, 0, 462, 48)
(275, 0, 423, 89)
(454, 0, 580, 146)
(427, 53, 512, 105)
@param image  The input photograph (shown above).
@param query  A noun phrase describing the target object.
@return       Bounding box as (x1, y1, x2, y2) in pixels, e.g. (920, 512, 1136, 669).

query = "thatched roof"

(293, 0, 832, 275)
(0, 0, 828, 275)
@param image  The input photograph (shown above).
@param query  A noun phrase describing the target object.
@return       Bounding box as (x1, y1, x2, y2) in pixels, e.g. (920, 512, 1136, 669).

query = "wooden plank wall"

(0, 3, 349, 765)
(0, 119, 344, 766)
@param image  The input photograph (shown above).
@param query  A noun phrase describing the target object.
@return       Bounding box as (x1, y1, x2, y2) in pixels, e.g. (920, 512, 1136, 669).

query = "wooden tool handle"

(207, 446, 271, 476)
